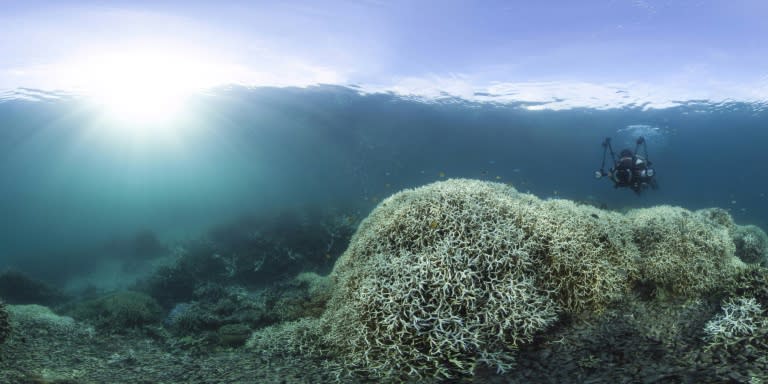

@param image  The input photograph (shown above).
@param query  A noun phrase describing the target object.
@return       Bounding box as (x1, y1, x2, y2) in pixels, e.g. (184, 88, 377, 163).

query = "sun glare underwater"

(2, 3, 768, 383)
(60, 48, 237, 139)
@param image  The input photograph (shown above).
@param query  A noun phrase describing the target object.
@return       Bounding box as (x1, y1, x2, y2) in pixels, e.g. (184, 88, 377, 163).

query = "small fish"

(439, 172, 446, 178)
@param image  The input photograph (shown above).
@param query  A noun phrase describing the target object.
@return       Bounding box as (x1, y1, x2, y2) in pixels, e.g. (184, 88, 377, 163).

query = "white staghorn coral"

(627, 206, 738, 296)
(324, 180, 560, 379)
(322, 179, 643, 379)
(249, 179, 748, 381)
(732, 224, 768, 265)
(704, 297, 765, 344)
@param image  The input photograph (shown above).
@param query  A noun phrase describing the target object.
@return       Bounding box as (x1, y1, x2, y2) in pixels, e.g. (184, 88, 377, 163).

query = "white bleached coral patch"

(704, 297, 766, 344)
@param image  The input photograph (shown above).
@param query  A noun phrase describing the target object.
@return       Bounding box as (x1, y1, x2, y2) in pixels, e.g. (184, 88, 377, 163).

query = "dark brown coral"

(0, 299, 10, 344)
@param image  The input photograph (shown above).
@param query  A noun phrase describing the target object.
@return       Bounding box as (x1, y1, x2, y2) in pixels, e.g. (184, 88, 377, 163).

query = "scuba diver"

(595, 136, 658, 194)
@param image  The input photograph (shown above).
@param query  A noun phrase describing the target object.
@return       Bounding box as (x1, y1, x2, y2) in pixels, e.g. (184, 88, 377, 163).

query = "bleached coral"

(704, 297, 765, 344)
(695, 207, 735, 230)
(732, 224, 768, 266)
(627, 206, 739, 296)
(320, 179, 651, 379)
(269, 272, 334, 321)
(6, 304, 95, 341)
(521, 199, 639, 313)
(251, 179, 748, 381)
(324, 180, 559, 379)
(9, 304, 77, 332)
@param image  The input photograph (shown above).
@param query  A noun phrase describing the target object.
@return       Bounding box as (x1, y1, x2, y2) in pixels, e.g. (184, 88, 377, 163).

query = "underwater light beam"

(63, 48, 230, 126)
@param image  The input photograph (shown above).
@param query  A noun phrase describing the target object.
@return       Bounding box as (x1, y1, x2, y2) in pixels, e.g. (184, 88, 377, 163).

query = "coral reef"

(522, 199, 639, 313)
(0, 299, 9, 345)
(727, 265, 768, 306)
(628, 206, 738, 297)
(66, 291, 162, 332)
(695, 207, 735, 229)
(709, 265, 768, 367)
(509, 293, 768, 384)
(246, 318, 335, 370)
(1, 178, 766, 383)
(265, 272, 333, 322)
(163, 283, 263, 339)
(704, 296, 765, 345)
(217, 323, 251, 347)
(323, 180, 560, 379)
(248, 179, 749, 381)
(163, 272, 332, 349)
(136, 209, 356, 308)
(0, 270, 67, 306)
(8, 304, 80, 335)
(732, 224, 768, 266)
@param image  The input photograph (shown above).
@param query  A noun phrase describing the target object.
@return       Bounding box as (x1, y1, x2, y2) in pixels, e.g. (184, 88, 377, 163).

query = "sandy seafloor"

(0, 306, 336, 384)
(2, 297, 766, 384)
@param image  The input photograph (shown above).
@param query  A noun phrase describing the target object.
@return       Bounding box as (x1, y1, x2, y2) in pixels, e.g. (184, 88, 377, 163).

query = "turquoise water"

(1, 85, 767, 382)
(2, 85, 766, 282)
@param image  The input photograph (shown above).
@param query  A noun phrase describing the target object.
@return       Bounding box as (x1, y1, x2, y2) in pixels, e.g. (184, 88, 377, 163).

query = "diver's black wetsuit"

(611, 154, 657, 194)
(597, 137, 658, 194)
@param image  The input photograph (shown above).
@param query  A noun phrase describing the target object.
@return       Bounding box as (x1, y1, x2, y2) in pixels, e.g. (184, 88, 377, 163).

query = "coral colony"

(248, 179, 765, 381)
(2, 179, 768, 382)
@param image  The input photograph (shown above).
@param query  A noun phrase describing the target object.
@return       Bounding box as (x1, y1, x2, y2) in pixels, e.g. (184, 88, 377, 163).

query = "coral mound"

(252, 179, 747, 381)
(67, 291, 162, 331)
(732, 224, 768, 266)
(325, 180, 560, 378)
(322, 179, 647, 379)
(628, 206, 738, 296)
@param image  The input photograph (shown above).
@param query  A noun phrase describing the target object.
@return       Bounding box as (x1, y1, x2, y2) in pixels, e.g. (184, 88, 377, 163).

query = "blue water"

(1, 85, 767, 284)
